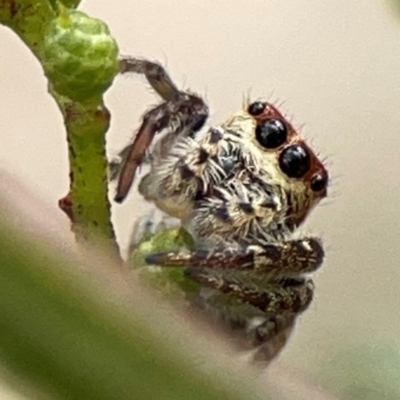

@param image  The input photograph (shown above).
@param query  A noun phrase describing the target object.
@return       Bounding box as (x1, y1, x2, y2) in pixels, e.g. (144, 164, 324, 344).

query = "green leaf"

(317, 342, 400, 400)
(0, 207, 272, 400)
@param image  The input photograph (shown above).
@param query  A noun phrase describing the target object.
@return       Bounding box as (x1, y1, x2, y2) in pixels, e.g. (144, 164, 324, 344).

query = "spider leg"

(252, 323, 295, 364)
(189, 273, 313, 364)
(146, 237, 324, 277)
(119, 57, 180, 101)
(202, 275, 313, 364)
(189, 284, 298, 362)
(185, 269, 314, 315)
(115, 94, 208, 202)
(126, 212, 157, 256)
(245, 278, 314, 363)
(114, 58, 209, 202)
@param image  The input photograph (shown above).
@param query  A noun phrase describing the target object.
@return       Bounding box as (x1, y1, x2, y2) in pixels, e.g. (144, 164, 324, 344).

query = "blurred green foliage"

(0, 211, 271, 400)
(317, 342, 400, 400)
(390, 0, 400, 16)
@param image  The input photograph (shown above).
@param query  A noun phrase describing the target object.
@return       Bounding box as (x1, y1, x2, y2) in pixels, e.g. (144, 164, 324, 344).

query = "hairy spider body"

(114, 57, 329, 364)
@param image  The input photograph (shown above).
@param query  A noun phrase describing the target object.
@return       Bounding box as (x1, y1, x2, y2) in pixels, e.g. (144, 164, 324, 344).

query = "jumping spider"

(113, 57, 329, 364)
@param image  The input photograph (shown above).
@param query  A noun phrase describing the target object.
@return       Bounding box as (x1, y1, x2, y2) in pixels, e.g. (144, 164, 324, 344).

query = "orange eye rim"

(249, 101, 328, 195)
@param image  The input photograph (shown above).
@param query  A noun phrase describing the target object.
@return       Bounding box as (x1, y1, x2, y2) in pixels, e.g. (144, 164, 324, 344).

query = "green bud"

(42, 10, 119, 102)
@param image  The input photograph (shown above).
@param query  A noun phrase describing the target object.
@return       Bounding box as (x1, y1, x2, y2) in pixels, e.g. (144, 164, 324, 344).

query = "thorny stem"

(0, 0, 120, 257)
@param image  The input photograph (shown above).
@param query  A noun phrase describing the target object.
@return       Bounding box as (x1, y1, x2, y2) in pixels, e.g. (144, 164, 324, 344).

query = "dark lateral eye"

(279, 145, 311, 178)
(248, 101, 265, 116)
(310, 173, 327, 192)
(255, 119, 287, 149)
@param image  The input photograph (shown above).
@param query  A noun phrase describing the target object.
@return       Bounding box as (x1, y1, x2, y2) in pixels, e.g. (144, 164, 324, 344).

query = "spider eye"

(310, 173, 327, 192)
(279, 145, 310, 178)
(248, 101, 265, 116)
(256, 119, 287, 149)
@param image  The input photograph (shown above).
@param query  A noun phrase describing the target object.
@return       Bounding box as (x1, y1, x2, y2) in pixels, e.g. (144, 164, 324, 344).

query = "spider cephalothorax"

(114, 57, 329, 364)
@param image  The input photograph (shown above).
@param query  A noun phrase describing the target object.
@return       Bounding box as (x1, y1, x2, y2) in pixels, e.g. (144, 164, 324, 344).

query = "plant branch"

(0, 1, 120, 255)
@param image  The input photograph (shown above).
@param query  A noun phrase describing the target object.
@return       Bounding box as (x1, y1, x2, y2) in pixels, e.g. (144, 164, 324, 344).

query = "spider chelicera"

(113, 57, 329, 364)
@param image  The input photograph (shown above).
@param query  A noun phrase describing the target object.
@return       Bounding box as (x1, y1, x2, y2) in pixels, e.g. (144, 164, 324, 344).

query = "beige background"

(1, 0, 400, 392)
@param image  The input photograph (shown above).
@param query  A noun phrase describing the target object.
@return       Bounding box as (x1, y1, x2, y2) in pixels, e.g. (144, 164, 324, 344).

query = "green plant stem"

(0, 0, 56, 58)
(56, 97, 116, 252)
(0, 0, 119, 255)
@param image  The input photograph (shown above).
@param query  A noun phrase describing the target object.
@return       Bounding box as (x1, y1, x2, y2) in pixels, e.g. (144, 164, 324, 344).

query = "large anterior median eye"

(279, 145, 310, 178)
(255, 119, 287, 149)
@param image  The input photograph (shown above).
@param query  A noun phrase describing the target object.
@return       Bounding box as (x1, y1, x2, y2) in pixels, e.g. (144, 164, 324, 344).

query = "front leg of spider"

(146, 240, 318, 364)
(146, 238, 322, 364)
(115, 58, 208, 202)
(146, 236, 324, 277)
